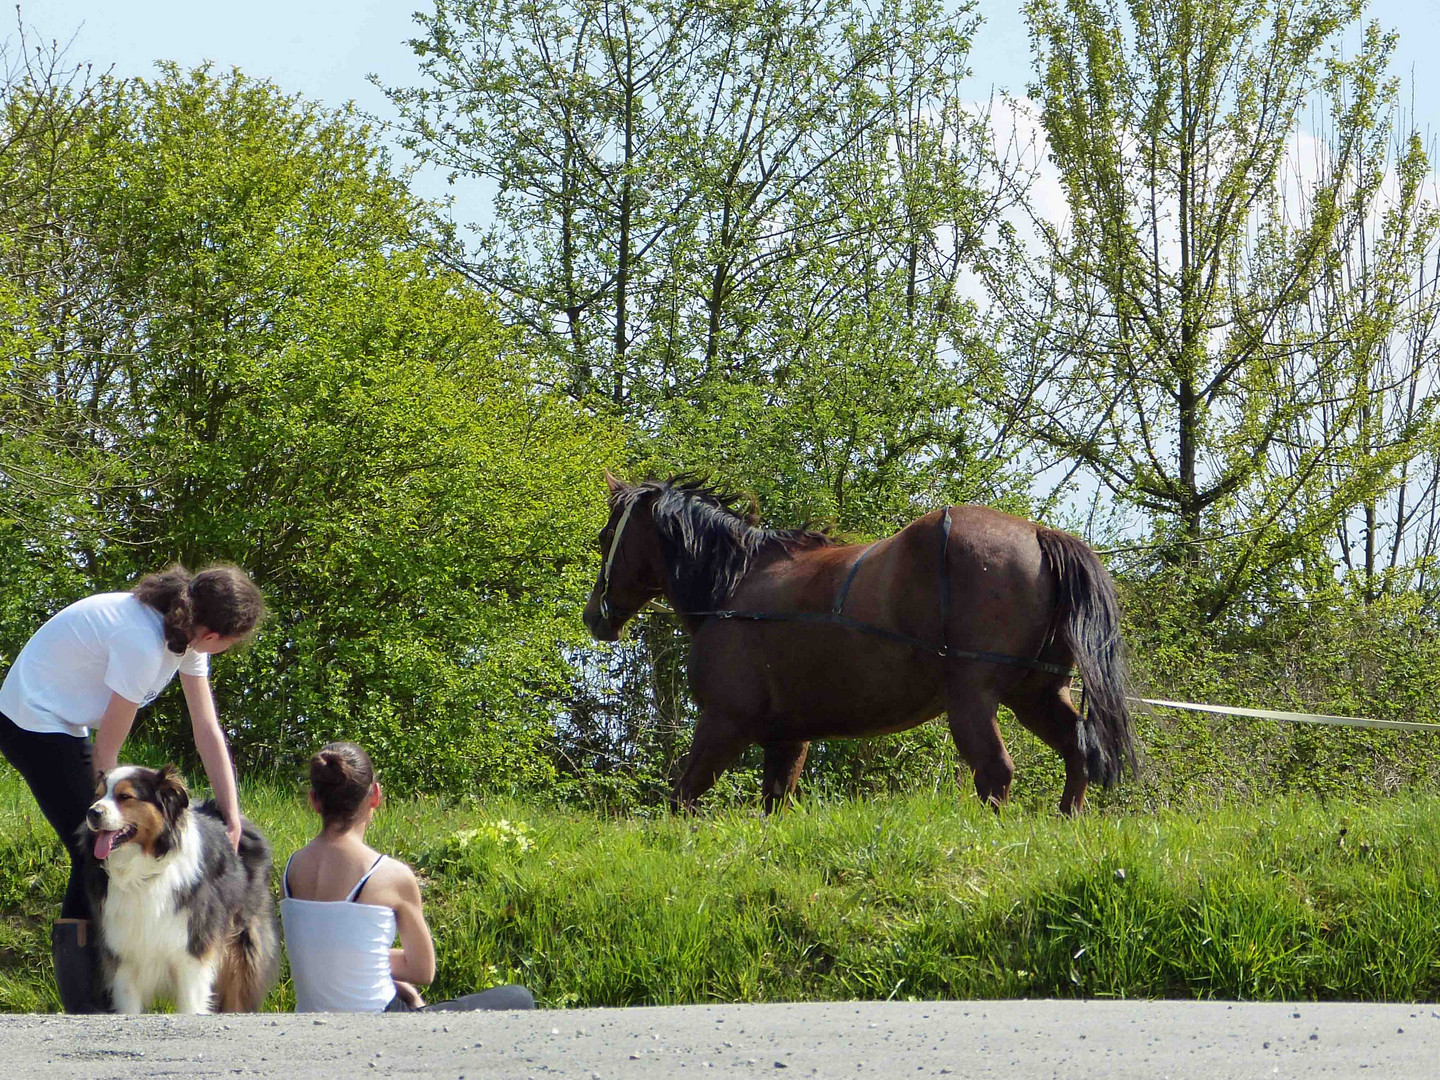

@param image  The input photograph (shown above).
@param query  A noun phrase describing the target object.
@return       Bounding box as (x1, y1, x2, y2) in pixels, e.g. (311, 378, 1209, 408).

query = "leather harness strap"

(692, 607, 1070, 675)
(597, 497, 637, 621)
(938, 506, 952, 658)
(832, 541, 876, 615)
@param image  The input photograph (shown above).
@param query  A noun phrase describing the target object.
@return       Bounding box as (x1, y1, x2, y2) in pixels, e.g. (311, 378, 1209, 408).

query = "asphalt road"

(3, 1000, 1438, 1079)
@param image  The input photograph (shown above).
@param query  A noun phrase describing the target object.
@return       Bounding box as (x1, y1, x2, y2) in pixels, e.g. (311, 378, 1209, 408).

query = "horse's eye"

(598, 528, 614, 551)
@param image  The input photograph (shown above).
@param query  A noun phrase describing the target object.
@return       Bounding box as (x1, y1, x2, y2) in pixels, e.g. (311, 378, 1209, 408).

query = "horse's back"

(688, 504, 1065, 735)
(850, 505, 1056, 661)
(938, 504, 1055, 605)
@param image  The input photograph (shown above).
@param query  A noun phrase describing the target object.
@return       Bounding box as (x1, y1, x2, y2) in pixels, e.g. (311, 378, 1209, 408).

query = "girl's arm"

(388, 864, 437, 986)
(91, 692, 141, 780)
(180, 672, 242, 851)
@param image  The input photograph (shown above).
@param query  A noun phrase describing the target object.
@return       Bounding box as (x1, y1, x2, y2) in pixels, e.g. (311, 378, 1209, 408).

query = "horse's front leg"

(761, 740, 810, 814)
(671, 711, 748, 812)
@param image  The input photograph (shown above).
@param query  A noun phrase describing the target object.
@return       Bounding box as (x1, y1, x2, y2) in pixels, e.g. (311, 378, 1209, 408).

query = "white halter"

(597, 498, 637, 621)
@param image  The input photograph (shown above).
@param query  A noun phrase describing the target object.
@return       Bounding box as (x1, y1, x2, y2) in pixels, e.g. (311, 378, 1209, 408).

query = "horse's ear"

(604, 469, 625, 494)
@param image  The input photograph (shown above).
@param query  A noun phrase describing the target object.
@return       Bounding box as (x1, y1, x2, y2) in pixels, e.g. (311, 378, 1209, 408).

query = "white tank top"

(280, 854, 397, 1013)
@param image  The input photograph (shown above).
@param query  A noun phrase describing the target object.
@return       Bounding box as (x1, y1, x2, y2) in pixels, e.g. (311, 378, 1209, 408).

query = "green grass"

(2, 764, 1439, 1011)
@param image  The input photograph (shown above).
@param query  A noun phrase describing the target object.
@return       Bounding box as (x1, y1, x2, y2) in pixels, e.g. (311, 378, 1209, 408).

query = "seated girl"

(280, 741, 534, 1013)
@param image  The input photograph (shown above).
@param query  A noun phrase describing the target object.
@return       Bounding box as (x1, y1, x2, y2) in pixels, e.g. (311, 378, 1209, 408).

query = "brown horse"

(582, 475, 1136, 815)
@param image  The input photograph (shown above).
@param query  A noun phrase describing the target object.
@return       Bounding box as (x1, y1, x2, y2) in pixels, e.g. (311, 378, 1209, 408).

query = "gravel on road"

(3, 999, 1437, 1079)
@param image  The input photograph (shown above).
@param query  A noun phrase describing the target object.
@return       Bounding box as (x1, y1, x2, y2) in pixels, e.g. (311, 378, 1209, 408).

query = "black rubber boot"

(51, 919, 101, 1014)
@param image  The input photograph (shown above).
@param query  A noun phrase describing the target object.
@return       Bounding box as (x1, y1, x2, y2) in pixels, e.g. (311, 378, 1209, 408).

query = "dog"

(81, 764, 280, 1013)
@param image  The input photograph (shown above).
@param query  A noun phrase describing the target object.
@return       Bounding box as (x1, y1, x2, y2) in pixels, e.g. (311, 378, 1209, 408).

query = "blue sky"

(15, 0, 1439, 217)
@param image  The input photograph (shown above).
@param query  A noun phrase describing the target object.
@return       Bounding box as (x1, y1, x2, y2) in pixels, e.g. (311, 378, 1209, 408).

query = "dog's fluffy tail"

(198, 800, 281, 1011)
(217, 904, 280, 1012)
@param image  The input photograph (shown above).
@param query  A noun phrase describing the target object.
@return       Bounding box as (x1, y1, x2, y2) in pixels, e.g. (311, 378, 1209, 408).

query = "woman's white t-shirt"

(0, 592, 209, 738)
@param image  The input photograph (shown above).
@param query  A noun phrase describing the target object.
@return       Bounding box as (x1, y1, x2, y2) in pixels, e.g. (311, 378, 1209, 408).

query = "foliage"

(0, 61, 621, 791)
(0, 30, 121, 656)
(385, 0, 1028, 528)
(991, 0, 1440, 621)
(3, 1, 1440, 813)
(1109, 579, 1440, 805)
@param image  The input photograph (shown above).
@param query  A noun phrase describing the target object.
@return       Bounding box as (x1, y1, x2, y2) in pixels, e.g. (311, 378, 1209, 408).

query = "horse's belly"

(693, 630, 944, 739)
(778, 698, 942, 740)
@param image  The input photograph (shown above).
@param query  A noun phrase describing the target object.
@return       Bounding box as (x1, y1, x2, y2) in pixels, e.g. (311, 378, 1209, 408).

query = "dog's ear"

(155, 765, 190, 822)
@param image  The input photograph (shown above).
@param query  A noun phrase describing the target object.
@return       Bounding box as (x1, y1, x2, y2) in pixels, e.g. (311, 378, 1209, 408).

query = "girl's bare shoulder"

(359, 852, 422, 905)
(285, 837, 388, 902)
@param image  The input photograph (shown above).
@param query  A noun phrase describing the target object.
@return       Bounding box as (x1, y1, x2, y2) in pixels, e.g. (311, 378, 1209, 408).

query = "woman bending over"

(0, 563, 265, 1012)
(281, 741, 534, 1013)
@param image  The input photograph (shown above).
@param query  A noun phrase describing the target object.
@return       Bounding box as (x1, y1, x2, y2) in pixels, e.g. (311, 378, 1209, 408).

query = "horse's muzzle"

(582, 605, 621, 642)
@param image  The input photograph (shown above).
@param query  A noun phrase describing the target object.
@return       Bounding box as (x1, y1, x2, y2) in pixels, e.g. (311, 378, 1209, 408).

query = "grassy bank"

(2, 765, 1438, 1011)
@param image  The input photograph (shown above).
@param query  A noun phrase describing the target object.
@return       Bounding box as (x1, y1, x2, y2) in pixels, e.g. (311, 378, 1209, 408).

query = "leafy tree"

(385, 0, 1024, 527)
(1316, 133, 1440, 604)
(0, 62, 620, 793)
(0, 29, 122, 648)
(992, 0, 1439, 620)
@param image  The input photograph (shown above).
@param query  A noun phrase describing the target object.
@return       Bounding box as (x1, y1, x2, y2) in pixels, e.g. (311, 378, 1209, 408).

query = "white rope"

(1133, 697, 1440, 733)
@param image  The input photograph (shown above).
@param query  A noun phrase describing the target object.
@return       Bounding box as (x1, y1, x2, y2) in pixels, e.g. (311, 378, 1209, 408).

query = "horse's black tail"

(1036, 529, 1137, 787)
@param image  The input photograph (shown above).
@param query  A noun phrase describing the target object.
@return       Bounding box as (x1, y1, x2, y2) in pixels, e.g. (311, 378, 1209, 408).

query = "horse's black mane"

(616, 476, 835, 613)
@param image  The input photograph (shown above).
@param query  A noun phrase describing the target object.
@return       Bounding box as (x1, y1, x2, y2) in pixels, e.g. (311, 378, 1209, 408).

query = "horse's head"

(583, 472, 667, 641)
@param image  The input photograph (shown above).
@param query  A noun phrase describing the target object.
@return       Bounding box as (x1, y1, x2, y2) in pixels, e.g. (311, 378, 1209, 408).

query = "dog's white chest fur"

(99, 816, 218, 1013)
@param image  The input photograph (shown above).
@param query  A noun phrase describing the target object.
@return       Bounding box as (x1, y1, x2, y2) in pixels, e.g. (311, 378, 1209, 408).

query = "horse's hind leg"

(761, 741, 810, 814)
(1008, 682, 1088, 815)
(944, 680, 1013, 809)
(672, 711, 748, 812)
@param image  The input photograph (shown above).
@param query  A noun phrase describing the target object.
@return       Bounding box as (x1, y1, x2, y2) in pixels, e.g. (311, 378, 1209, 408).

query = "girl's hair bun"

(308, 742, 375, 826)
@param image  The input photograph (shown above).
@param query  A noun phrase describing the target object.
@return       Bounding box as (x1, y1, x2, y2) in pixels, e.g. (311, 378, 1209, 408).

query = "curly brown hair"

(133, 563, 266, 654)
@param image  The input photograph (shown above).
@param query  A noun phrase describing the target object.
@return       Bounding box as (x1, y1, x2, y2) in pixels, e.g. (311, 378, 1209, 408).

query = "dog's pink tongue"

(93, 830, 117, 860)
